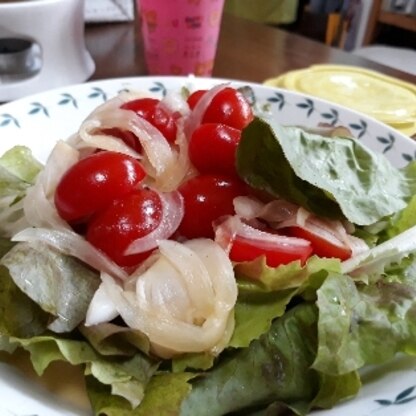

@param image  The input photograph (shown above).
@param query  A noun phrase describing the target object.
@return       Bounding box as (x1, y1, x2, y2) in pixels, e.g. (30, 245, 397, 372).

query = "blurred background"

(84, 0, 415, 75)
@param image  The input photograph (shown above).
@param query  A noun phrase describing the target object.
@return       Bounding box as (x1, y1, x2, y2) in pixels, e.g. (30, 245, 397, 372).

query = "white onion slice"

(276, 207, 369, 256)
(159, 89, 190, 118)
(124, 190, 184, 255)
(13, 227, 128, 281)
(23, 140, 79, 231)
(100, 239, 237, 358)
(85, 283, 119, 326)
(215, 215, 311, 255)
(233, 196, 299, 223)
(77, 119, 142, 159)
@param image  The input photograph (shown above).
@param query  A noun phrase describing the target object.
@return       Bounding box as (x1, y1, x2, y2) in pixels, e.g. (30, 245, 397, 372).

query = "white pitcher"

(0, 0, 95, 101)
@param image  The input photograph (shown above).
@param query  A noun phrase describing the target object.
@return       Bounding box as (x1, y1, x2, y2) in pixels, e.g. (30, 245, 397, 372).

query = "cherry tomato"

(86, 188, 162, 268)
(101, 128, 142, 153)
(189, 123, 241, 177)
(55, 151, 145, 223)
(229, 234, 313, 267)
(187, 89, 207, 110)
(202, 87, 254, 130)
(177, 174, 248, 239)
(121, 98, 177, 143)
(287, 227, 352, 260)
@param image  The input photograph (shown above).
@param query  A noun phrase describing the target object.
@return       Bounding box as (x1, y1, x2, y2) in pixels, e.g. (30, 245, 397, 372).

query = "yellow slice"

(265, 65, 416, 126)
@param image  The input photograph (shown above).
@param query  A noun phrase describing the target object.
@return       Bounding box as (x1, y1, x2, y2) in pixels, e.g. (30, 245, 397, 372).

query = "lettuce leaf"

(384, 194, 416, 239)
(0, 264, 49, 338)
(180, 303, 321, 416)
(0, 333, 158, 408)
(0, 145, 42, 183)
(1, 241, 100, 333)
(230, 256, 340, 348)
(313, 269, 416, 376)
(237, 118, 415, 225)
(86, 372, 195, 416)
(0, 146, 42, 237)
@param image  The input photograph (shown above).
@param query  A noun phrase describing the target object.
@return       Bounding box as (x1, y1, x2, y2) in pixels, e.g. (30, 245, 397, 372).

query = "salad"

(1, 83, 416, 416)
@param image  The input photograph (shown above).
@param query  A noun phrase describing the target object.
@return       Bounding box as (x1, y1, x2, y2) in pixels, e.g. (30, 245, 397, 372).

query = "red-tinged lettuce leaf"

(237, 118, 414, 225)
(313, 268, 416, 376)
(180, 303, 320, 416)
(1, 241, 100, 333)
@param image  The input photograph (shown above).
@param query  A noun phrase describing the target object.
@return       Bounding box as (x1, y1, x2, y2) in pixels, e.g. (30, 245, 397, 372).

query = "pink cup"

(137, 0, 225, 76)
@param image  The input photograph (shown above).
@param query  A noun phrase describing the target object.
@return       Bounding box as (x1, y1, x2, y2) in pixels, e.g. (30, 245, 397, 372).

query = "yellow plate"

(265, 65, 416, 126)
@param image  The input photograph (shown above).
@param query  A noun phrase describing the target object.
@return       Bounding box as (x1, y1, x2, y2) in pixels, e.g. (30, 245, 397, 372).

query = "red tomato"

(55, 151, 145, 223)
(177, 174, 248, 239)
(101, 128, 142, 153)
(121, 98, 177, 143)
(86, 188, 162, 268)
(287, 227, 352, 260)
(189, 123, 241, 177)
(202, 87, 254, 130)
(187, 89, 207, 110)
(229, 234, 313, 267)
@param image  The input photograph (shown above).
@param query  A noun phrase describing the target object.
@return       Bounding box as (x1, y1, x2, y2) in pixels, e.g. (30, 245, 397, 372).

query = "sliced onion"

(215, 215, 311, 255)
(23, 140, 79, 230)
(184, 83, 229, 140)
(77, 118, 142, 159)
(13, 227, 128, 281)
(233, 196, 264, 220)
(101, 238, 237, 358)
(85, 283, 119, 326)
(233, 196, 299, 223)
(158, 89, 190, 118)
(124, 190, 184, 255)
(276, 207, 369, 255)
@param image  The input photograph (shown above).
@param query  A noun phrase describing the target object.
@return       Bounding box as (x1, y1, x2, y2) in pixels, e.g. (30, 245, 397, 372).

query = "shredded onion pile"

(86, 239, 237, 358)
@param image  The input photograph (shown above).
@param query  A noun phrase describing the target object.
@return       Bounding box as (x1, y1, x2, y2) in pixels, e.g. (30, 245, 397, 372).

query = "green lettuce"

(180, 303, 358, 416)
(237, 118, 416, 225)
(314, 268, 416, 375)
(1, 241, 100, 332)
(0, 146, 42, 237)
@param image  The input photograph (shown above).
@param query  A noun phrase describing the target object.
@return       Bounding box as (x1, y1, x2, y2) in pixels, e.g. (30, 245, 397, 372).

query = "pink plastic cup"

(137, 0, 225, 76)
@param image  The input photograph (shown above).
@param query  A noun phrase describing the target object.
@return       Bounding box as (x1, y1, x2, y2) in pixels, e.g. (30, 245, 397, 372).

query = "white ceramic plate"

(1, 76, 416, 416)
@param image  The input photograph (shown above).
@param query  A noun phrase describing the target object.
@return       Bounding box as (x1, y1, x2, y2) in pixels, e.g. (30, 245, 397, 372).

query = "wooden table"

(85, 13, 416, 84)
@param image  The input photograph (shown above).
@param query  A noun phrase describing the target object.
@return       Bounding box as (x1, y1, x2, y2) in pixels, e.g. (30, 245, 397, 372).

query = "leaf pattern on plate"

(374, 385, 416, 407)
(28, 102, 49, 118)
(402, 151, 416, 162)
(267, 92, 286, 110)
(0, 113, 20, 128)
(58, 93, 78, 108)
(349, 119, 368, 139)
(149, 81, 167, 97)
(88, 87, 107, 102)
(320, 108, 339, 126)
(377, 133, 395, 153)
(296, 98, 315, 117)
